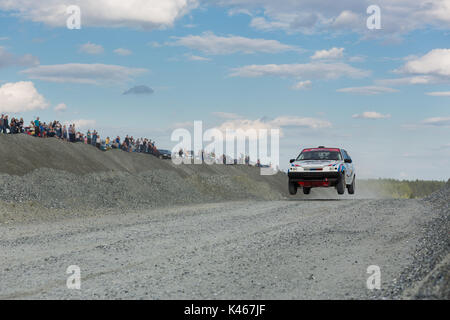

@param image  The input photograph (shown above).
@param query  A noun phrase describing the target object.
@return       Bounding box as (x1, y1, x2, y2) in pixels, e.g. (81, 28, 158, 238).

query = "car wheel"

(336, 172, 346, 195)
(347, 175, 355, 194)
(288, 181, 297, 195)
(303, 187, 311, 195)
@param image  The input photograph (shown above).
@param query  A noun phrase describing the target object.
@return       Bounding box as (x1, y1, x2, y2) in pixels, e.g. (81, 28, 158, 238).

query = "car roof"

(302, 147, 341, 152)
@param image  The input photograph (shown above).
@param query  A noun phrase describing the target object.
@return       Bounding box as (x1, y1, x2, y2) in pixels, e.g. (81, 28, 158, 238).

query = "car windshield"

(297, 150, 342, 161)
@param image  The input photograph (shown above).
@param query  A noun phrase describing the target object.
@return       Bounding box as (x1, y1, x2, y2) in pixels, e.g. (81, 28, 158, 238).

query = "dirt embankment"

(0, 134, 289, 219)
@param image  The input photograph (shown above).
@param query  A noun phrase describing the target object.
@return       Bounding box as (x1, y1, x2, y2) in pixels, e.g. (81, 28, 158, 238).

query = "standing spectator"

(34, 117, 40, 137)
(62, 125, 68, 141)
(68, 125, 73, 142)
(19, 118, 24, 133)
(92, 130, 97, 146)
(3, 115, 9, 133)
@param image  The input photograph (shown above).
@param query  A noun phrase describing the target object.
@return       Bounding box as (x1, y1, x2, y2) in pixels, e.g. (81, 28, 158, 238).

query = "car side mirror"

(344, 158, 352, 163)
(289, 159, 295, 163)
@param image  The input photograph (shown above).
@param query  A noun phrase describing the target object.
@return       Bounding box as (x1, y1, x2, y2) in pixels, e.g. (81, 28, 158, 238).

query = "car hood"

(292, 160, 341, 168)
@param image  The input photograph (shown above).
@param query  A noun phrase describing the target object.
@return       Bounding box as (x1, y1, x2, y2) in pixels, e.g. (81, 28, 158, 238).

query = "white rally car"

(288, 146, 355, 195)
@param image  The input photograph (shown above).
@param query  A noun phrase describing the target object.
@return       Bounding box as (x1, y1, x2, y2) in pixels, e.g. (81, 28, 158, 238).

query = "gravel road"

(1, 197, 446, 299)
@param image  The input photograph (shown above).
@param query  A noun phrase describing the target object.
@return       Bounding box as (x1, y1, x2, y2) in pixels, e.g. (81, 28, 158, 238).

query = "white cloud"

(270, 116, 332, 129)
(311, 47, 344, 60)
(426, 91, 450, 96)
(216, 118, 276, 133)
(0, 0, 199, 29)
(149, 41, 163, 48)
(171, 121, 194, 129)
(397, 49, 450, 78)
(0, 81, 48, 113)
(376, 76, 436, 86)
(186, 54, 211, 61)
(230, 62, 369, 80)
(168, 31, 301, 55)
(380, 49, 450, 87)
(422, 117, 450, 127)
(352, 111, 391, 119)
(215, 116, 332, 136)
(337, 86, 399, 95)
(66, 119, 96, 129)
(249, 17, 290, 32)
(214, 0, 450, 36)
(212, 112, 332, 131)
(79, 42, 104, 55)
(292, 80, 311, 90)
(0, 46, 39, 68)
(21, 63, 148, 85)
(54, 103, 67, 112)
(4, 1, 449, 37)
(332, 11, 361, 29)
(114, 48, 132, 56)
(348, 55, 366, 63)
(212, 112, 242, 119)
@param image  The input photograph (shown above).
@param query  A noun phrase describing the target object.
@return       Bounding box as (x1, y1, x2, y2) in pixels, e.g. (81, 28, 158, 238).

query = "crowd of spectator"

(175, 149, 260, 166)
(0, 114, 160, 157)
(1, 114, 269, 166)
(0, 115, 24, 134)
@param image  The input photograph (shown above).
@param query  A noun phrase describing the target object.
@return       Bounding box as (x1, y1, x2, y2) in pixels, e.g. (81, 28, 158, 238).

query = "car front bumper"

(288, 171, 340, 187)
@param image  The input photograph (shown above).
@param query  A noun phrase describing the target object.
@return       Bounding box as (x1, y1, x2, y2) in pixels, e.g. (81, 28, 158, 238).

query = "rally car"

(288, 146, 355, 195)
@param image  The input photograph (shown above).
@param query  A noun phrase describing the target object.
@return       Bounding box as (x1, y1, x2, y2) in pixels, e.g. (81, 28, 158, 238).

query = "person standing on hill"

(68, 125, 72, 141)
(62, 125, 67, 141)
(3, 115, 9, 133)
(92, 130, 97, 146)
(34, 117, 40, 137)
(0, 114, 4, 133)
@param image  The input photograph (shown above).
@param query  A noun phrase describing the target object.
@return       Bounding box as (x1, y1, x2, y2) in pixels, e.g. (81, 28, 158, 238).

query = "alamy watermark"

(66, 265, 81, 289)
(366, 265, 381, 290)
(367, 5, 381, 30)
(66, 5, 81, 29)
(171, 121, 279, 175)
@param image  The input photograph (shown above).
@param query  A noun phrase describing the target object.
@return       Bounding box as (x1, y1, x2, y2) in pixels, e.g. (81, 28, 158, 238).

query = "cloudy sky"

(0, 0, 449, 180)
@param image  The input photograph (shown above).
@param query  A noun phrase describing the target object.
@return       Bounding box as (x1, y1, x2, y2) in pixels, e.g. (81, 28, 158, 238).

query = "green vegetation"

(359, 179, 447, 199)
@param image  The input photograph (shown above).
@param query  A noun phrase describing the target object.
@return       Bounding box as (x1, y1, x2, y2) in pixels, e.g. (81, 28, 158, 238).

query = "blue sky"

(0, 1, 449, 180)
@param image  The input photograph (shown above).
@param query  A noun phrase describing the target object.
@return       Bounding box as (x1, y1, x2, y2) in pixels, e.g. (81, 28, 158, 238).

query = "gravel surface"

(0, 195, 447, 299)
(394, 181, 450, 299)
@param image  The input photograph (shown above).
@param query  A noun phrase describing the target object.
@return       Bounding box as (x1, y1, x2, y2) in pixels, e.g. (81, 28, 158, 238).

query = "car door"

(343, 150, 354, 183)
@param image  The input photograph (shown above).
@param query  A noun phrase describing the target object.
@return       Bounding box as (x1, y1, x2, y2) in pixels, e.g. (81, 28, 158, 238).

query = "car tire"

(347, 175, 355, 194)
(336, 172, 346, 195)
(288, 181, 298, 195)
(303, 187, 311, 195)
